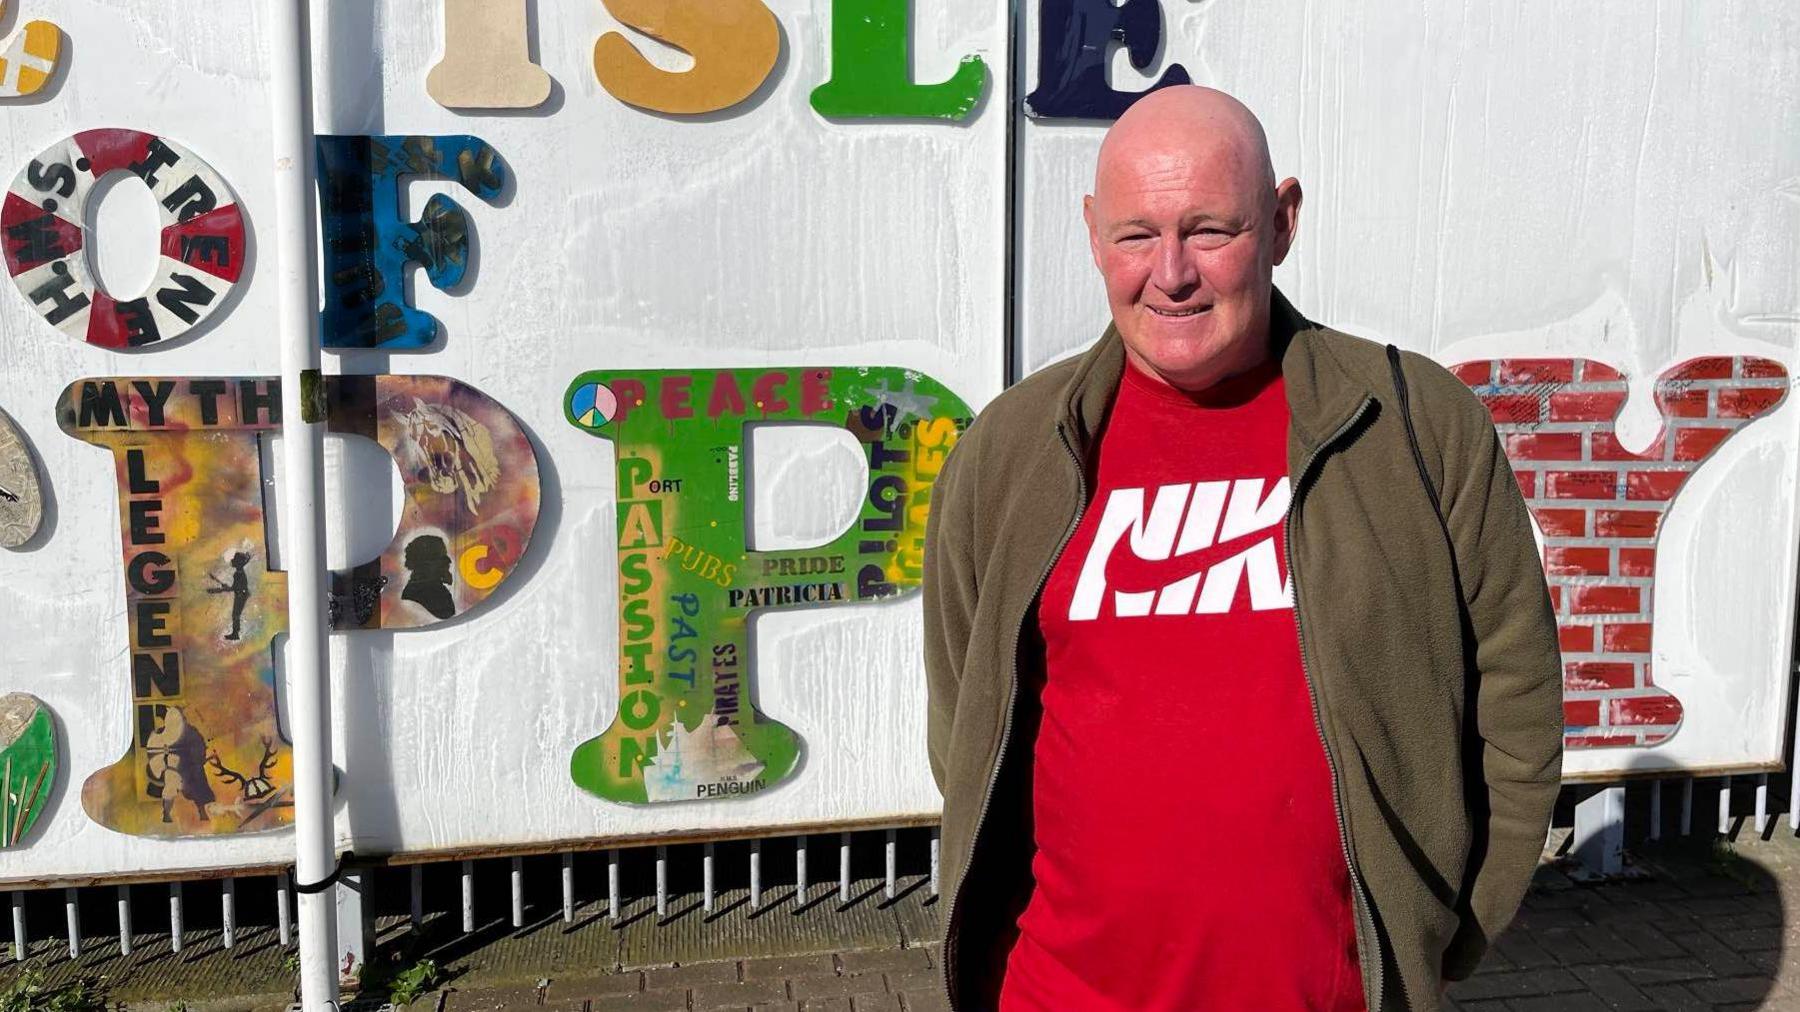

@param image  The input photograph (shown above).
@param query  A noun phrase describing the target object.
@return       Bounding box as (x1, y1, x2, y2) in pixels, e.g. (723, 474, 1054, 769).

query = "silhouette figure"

(401, 535, 455, 620)
(144, 707, 214, 823)
(206, 552, 252, 640)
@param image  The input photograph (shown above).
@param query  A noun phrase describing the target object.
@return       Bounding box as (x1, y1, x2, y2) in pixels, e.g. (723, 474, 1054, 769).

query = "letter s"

(593, 0, 780, 115)
(26, 159, 76, 198)
(623, 598, 654, 640)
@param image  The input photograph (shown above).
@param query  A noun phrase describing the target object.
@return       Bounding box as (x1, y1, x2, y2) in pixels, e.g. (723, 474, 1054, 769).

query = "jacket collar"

(1055, 286, 1378, 460)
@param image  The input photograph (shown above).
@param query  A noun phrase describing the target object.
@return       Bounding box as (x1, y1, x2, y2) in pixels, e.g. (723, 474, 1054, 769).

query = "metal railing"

(1, 826, 943, 966)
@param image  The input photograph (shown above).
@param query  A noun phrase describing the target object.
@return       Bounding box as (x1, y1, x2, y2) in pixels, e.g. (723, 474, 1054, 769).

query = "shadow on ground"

(1446, 797, 1789, 1011)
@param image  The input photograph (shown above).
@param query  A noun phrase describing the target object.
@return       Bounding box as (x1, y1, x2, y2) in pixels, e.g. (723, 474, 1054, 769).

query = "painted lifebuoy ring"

(1, 129, 244, 348)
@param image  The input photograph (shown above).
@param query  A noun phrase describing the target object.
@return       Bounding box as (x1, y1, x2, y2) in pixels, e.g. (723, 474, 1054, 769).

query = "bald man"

(922, 87, 1563, 1011)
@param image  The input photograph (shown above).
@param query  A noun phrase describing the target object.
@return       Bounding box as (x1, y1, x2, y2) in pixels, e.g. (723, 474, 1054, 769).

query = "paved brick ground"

(440, 944, 948, 1012)
(1441, 827, 1800, 1011)
(11, 826, 1800, 1009)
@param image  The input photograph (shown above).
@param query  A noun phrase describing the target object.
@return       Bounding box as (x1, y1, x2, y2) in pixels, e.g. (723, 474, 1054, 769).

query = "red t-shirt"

(998, 352, 1365, 1012)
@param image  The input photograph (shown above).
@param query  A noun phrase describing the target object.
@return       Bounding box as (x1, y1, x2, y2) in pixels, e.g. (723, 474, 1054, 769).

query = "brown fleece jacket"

(922, 289, 1564, 1010)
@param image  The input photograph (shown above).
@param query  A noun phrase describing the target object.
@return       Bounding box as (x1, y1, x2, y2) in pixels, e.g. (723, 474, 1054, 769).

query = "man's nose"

(1149, 233, 1199, 297)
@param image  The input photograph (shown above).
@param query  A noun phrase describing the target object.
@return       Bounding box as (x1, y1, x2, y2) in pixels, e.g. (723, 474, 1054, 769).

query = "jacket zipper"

(942, 420, 1089, 1010)
(1284, 395, 1398, 1011)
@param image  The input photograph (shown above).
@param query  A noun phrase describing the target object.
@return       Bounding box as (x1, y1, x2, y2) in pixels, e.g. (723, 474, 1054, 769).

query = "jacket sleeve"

(1428, 366, 1565, 981)
(922, 430, 979, 797)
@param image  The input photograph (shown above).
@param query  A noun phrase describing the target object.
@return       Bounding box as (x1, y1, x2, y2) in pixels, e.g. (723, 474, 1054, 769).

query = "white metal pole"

(169, 883, 183, 954)
(607, 850, 620, 922)
(1718, 775, 1733, 836)
(268, 1, 337, 1008)
(116, 886, 132, 956)
(64, 888, 79, 959)
(462, 861, 475, 933)
(929, 828, 939, 896)
(884, 829, 897, 901)
(750, 838, 763, 909)
(221, 878, 236, 950)
(1649, 780, 1663, 841)
(839, 832, 852, 903)
(1755, 774, 1770, 836)
(510, 857, 524, 928)
(277, 873, 292, 949)
(702, 842, 715, 915)
(11, 892, 24, 961)
(655, 845, 668, 918)
(561, 853, 575, 924)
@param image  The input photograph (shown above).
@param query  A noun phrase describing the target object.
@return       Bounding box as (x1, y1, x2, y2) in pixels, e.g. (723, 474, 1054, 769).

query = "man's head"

(1084, 86, 1302, 392)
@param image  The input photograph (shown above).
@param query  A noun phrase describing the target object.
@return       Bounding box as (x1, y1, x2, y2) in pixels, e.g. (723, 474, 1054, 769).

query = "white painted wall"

(0, 2, 289, 883)
(1, 0, 1795, 884)
(0, 0, 1005, 884)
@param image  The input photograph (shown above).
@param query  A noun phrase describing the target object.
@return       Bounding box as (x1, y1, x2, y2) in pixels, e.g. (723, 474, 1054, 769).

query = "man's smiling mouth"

(1147, 305, 1211, 317)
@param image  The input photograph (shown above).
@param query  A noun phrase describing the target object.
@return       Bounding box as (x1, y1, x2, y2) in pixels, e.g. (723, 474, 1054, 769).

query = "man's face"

(1084, 140, 1301, 389)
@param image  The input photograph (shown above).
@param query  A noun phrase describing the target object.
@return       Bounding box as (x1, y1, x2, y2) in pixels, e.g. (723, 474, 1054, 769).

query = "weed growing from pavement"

(384, 959, 441, 1007)
(0, 972, 108, 1012)
(1707, 839, 1762, 889)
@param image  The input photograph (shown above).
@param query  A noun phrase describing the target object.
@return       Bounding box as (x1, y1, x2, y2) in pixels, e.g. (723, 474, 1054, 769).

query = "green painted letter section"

(809, 0, 988, 120)
(565, 367, 971, 804)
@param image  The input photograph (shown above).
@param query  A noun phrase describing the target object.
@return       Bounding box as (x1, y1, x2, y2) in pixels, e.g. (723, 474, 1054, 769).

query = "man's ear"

(1083, 194, 1102, 268)
(1271, 178, 1303, 266)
